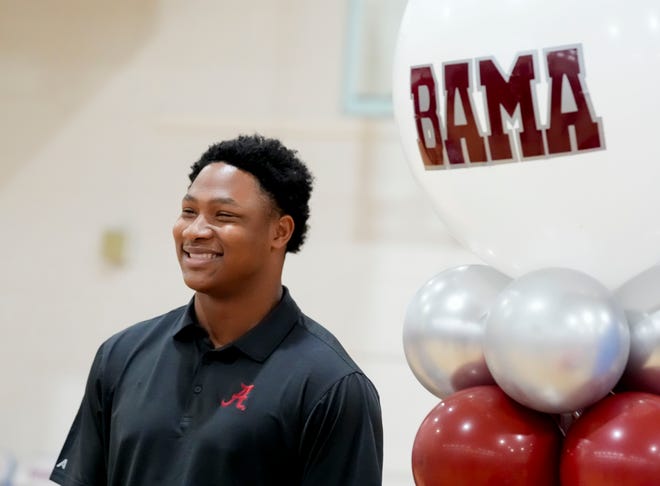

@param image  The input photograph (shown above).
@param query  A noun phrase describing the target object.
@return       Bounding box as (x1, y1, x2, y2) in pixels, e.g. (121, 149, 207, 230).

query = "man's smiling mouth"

(183, 247, 222, 260)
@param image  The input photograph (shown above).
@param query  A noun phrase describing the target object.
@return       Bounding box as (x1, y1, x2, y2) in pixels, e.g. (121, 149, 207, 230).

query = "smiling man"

(50, 134, 383, 486)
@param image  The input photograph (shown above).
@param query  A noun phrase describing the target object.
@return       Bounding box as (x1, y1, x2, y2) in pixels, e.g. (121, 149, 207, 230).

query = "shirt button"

(193, 385, 203, 394)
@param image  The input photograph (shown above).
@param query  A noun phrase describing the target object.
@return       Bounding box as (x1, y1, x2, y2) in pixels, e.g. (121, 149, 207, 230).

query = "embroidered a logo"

(221, 383, 254, 411)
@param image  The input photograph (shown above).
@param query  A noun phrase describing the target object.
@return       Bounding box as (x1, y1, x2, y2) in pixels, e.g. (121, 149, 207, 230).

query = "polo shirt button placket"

(193, 384, 203, 394)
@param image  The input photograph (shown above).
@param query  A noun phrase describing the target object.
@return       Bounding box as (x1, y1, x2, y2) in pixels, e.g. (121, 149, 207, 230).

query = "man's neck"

(193, 282, 283, 348)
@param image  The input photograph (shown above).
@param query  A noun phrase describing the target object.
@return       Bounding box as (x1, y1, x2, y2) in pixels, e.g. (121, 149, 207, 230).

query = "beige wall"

(0, 1, 480, 484)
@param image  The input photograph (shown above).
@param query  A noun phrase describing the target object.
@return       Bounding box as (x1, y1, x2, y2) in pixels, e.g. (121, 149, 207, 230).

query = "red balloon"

(561, 392, 660, 485)
(412, 386, 562, 486)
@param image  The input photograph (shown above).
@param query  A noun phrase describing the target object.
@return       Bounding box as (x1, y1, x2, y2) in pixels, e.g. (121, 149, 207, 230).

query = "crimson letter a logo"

(221, 383, 254, 411)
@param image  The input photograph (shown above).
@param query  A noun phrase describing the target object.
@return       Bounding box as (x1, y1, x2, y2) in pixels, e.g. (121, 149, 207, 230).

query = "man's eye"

(181, 208, 196, 216)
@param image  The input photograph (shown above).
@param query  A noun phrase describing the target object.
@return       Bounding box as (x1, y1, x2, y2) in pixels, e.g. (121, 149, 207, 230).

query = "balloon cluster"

(392, 0, 660, 483)
(404, 265, 660, 485)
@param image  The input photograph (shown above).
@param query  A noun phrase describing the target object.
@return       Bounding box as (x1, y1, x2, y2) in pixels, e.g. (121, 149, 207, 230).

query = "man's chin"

(182, 276, 215, 294)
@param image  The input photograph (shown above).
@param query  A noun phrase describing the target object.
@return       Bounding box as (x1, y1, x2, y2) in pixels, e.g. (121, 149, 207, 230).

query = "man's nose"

(183, 214, 213, 239)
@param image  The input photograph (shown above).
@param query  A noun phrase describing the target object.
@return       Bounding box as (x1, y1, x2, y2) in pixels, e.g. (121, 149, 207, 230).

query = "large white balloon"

(484, 268, 630, 414)
(393, 0, 660, 288)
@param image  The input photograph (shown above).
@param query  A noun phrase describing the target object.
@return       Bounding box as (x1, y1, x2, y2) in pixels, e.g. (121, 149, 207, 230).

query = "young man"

(50, 134, 383, 485)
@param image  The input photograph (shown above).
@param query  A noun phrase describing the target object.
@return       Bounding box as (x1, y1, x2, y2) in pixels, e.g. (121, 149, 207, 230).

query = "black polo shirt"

(50, 288, 383, 486)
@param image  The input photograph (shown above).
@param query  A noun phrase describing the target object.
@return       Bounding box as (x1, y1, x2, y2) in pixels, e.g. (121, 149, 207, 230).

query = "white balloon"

(484, 268, 630, 413)
(393, 0, 660, 288)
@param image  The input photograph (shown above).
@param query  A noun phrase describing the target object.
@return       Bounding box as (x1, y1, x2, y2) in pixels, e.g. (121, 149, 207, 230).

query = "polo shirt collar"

(172, 287, 301, 363)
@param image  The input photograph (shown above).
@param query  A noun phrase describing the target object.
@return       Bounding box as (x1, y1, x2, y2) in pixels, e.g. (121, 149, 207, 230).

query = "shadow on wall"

(0, 0, 159, 188)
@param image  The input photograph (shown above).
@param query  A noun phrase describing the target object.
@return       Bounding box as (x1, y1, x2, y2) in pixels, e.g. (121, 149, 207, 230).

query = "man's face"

(172, 162, 279, 296)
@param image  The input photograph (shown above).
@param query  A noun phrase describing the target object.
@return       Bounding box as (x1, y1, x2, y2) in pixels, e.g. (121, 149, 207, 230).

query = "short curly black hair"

(189, 134, 314, 253)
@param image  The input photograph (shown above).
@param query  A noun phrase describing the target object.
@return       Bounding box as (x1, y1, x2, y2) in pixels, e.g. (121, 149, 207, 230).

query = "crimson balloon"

(412, 386, 561, 485)
(561, 392, 660, 485)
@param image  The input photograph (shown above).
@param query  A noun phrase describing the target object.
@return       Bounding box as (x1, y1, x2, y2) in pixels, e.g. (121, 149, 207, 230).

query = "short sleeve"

(299, 372, 383, 486)
(50, 345, 108, 486)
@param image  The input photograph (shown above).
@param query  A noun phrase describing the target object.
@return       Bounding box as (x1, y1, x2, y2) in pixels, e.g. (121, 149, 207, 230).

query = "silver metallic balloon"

(484, 268, 630, 414)
(403, 264, 511, 398)
(615, 265, 660, 394)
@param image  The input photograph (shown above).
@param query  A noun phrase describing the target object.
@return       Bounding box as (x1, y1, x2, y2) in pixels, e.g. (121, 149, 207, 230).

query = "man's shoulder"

(277, 314, 380, 418)
(98, 304, 188, 363)
(111, 304, 186, 339)
(288, 314, 363, 376)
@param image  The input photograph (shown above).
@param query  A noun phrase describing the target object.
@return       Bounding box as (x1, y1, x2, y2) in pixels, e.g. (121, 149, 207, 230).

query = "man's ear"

(272, 214, 294, 250)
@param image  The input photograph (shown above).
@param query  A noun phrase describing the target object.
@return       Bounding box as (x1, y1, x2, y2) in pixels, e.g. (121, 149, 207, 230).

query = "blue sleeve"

(50, 345, 108, 486)
(299, 372, 383, 486)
